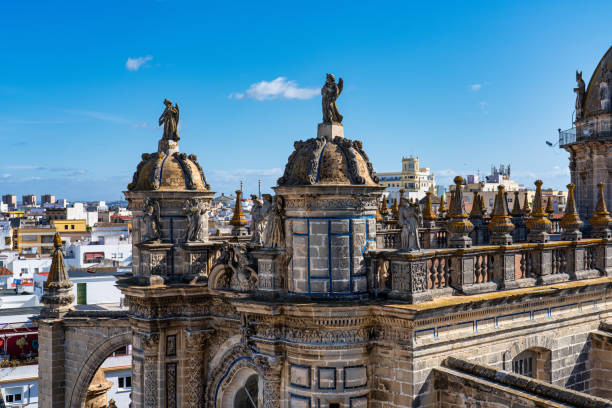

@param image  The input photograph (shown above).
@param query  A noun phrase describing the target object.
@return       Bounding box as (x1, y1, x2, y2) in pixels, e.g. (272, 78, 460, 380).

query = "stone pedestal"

(253, 248, 286, 295)
(158, 139, 179, 154)
(317, 123, 344, 140)
(388, 257, 433, 303)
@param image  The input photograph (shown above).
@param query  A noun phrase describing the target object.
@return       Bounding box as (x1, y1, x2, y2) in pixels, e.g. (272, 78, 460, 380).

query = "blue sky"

(1, 1, 611, 201)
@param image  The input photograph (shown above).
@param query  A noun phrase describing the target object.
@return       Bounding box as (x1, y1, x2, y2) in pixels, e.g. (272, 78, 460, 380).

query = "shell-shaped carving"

(127, 151, 210, 191)
(277, 136, 379, 186)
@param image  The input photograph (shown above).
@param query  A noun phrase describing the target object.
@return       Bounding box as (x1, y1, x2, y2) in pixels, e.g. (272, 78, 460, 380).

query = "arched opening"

(512, 347, 551, 382)
(233, 373, 259, 408)
(69, 332, 132, 408)
(216, 363, 263, 408)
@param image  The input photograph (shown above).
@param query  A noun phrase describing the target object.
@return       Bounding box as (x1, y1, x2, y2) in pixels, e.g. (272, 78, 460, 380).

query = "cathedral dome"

(583, 45, 612, 119)
(127, 150, 210, 192)
(277, 136, 379, 186)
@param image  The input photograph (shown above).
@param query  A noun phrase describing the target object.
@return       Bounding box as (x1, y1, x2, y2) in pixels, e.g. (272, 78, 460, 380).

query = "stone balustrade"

(366, 238, 612, 303)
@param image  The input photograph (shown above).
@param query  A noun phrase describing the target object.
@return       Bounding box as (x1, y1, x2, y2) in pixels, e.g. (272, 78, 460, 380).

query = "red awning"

(84, 252, 105, 260)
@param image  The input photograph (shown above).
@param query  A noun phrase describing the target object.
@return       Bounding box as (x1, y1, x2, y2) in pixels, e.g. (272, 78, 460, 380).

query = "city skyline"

(2, 2, 612, 200)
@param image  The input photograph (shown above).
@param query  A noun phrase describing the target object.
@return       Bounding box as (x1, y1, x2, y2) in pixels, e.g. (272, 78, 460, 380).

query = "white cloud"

(470, 84, 482, 91)
(232, 77, 319, 101)
(126, 55, 153, 71)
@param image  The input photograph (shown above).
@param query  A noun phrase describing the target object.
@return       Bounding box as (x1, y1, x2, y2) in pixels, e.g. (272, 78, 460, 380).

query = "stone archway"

(68, 332, 132, 408)
(206, 343, 265, 408)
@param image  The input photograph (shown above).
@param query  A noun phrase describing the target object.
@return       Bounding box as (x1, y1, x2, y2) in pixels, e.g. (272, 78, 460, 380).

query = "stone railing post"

(596, 239, 612, 277)
(496, 246, 521, 290)
(532, 245, 554, 285)
(450, 251, 474, 292)
(388, 254, 433, 303)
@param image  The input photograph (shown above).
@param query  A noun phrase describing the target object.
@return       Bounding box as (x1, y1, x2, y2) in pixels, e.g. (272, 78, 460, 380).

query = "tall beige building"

(375, 156, 435, 193)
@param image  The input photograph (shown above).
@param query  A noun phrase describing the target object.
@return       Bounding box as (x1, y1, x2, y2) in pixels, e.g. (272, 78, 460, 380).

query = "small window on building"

(71, 225, 75, 230)
(4, 387, 23, 403)
(118, 376, 132, 389)
(329, 404, 340, 408)
(64, 225, 68, 230)
(34, 268, 39, 273)
(21, 268, 28, 274)
(513, 355, 533, 377)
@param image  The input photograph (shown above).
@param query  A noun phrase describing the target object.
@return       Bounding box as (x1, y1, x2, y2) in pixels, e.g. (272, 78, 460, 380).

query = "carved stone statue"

(108, 399, 118, 408)
(143, 197, 161, 242)
(575, 70, 586, 120)
(159, 99, 180, 141)
(321, 73, 344, 124)
(263, 194, 284, 249)
(184, 199, 208, 242)
(398, 199, 422, 251)
(250, 195, 267, 246)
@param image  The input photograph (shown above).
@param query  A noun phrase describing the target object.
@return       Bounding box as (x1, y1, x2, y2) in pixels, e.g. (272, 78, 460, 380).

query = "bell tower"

(562, 47, 612, 225)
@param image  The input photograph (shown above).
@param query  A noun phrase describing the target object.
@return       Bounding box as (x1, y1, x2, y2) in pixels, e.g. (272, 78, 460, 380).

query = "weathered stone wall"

(433, 358, 612, 408)
(368, 283, 611, 407)
(589, 327, 612, 400)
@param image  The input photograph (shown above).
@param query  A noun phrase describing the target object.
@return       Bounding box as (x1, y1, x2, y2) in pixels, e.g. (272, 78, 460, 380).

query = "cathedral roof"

(277, 136, 379, 186)
(583, 45, 612, 119)
(127, 148, 210, 192)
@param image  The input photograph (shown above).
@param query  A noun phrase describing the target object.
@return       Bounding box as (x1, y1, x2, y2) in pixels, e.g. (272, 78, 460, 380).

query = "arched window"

(233, 374, 259, 408)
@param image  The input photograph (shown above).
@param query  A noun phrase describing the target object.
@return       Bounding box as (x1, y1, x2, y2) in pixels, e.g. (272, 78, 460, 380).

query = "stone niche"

(276, 185, 382, 297)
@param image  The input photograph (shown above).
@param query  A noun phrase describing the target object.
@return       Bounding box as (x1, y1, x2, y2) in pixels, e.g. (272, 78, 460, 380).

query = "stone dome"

(127, 150, 210, 192)
(277, 136, 379, 186)
(583, 45, 612, 119)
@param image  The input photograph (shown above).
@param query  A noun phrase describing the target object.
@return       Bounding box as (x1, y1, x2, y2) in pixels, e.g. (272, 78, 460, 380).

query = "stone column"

(182, 329, 213, 408)
(250, 353, 284, 408)
(131, 331, 161, 408)
(37, 320, 66, 408)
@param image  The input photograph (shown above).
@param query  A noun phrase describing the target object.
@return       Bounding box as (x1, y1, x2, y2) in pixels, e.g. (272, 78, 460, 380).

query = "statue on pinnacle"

(321, 73, 343, 124)
(159, 98, 180, 141)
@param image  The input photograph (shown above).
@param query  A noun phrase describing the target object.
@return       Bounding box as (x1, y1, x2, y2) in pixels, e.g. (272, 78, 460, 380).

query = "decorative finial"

(526, 180, 552, 243)
(522, 192, 531, 216)
(480, 194, 487, 216)
(321, 74, 343, 124)
(391, 198, 399, 220)
(589, 182, 612, 238)
(545, 196, 554, 218)
(511, 191, 523, 217)
(423, 192, 436, 222)
(46, 233, 70, 287)
(560, 183, 583, 240)
(488, 186, 514, 245)
(230, 190, 247, 228)
(380, 196, 391, 216)
(438, 194, 446, 218)
(445, 176, 474, 248)
(469, 192, 483, 219)
(41, 232, 74, 318)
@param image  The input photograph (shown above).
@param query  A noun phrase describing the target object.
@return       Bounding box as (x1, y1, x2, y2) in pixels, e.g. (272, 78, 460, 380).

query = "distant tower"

(561, 46, 612, 224)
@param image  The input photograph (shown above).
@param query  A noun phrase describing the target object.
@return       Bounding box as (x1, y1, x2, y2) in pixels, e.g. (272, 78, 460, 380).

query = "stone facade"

(37, 69, 612, 408)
